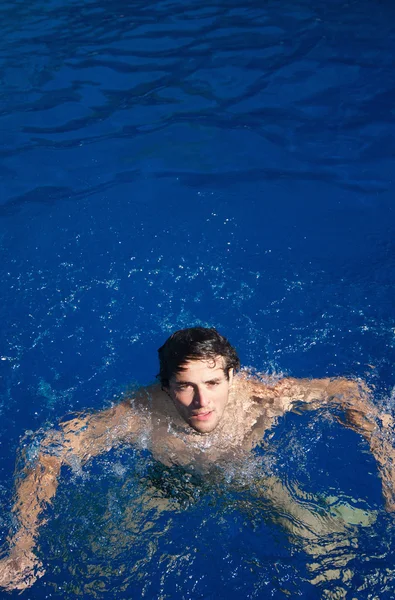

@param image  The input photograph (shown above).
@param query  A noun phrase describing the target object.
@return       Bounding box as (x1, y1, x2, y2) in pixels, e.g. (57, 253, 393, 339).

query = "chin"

(189, 418, 219, 434)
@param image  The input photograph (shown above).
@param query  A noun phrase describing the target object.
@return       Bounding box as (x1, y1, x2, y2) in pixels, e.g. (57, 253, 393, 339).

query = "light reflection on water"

(25, 406, 393, 599)
(0, 0, 395, 597)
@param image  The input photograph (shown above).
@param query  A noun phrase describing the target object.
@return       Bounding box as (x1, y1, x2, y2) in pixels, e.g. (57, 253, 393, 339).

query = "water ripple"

(1, 0, 395, 211)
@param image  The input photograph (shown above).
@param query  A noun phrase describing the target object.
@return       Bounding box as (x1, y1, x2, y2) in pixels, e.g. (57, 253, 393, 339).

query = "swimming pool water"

(0, 0, 395, 597)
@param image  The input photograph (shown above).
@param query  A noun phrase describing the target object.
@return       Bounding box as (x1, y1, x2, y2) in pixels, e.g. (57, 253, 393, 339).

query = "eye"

(207, 380, 220, 387)
(176, 383, 191, 391)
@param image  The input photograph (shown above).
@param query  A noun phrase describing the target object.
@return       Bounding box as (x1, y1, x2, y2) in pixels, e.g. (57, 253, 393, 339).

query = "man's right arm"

(0, 398, 141, 591)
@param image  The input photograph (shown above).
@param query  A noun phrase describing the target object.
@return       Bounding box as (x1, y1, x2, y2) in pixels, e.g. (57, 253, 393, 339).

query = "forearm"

(351, 412, 395, 512)
(9, 453, 62, 552)
(324, 379, 394, 446)
(323, 380, 395, 511)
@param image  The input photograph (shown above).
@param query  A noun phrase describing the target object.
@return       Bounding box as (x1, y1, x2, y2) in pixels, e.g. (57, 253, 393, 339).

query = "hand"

(0, 548, 44, 591)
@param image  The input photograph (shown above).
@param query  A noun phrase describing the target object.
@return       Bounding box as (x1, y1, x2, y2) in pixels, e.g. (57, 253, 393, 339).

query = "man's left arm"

(250, 376, 395, 510)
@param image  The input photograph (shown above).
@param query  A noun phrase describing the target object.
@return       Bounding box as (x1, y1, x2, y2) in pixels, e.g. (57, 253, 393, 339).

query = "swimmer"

(0, 327, 394, 590)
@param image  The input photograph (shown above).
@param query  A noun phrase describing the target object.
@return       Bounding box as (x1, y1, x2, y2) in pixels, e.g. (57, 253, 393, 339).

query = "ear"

(228, 368, 234, 386)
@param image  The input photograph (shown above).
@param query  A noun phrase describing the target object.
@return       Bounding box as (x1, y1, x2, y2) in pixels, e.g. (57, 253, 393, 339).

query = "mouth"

(190, 410, 213, 421)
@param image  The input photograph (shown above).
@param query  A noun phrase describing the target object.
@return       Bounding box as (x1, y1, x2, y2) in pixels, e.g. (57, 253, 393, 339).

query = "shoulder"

(125, 383, 179, 423)
(233, 372, 317, 413)
(232, 372, 295, 425)
(127, 383, 168, 409)
(233, 371, 284, 399)
(59, 383, 170, 448)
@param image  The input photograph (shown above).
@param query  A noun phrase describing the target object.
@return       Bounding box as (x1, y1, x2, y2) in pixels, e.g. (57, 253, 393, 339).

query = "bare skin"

(0, 359, 394, 590)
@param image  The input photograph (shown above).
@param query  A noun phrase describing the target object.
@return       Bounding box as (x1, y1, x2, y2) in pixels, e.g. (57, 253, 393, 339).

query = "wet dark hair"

(157, 327, 240, 388)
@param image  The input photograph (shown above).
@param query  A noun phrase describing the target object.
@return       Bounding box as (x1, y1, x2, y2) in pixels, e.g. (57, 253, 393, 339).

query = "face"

(167, 358, 234, 434)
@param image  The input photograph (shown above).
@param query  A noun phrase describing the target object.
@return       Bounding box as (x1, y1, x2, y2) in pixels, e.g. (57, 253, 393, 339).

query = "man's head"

(157, 327, 240, 433)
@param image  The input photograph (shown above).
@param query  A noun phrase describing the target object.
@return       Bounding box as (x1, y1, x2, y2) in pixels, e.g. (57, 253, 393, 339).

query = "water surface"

(1, 0, 395, 597)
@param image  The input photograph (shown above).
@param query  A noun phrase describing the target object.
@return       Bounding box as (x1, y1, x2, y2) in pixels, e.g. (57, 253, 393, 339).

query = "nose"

(193, 386, 209, 407)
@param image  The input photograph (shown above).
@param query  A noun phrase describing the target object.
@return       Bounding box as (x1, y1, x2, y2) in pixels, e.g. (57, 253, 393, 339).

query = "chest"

(146, 396, 275, 467)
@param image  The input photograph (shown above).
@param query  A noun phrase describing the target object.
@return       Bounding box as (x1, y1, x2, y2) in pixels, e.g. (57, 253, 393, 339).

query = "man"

(0, 327, 394, 590)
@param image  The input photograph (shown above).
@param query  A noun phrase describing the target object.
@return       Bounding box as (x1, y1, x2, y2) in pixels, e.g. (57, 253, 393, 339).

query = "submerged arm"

(0, 399, 138, 590)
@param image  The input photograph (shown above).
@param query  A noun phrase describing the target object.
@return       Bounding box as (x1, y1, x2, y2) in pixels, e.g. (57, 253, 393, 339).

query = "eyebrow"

(174, 376, 223, 385)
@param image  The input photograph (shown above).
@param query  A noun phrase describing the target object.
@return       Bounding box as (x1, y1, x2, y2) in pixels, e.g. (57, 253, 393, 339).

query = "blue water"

(1, 0, 395, 597)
